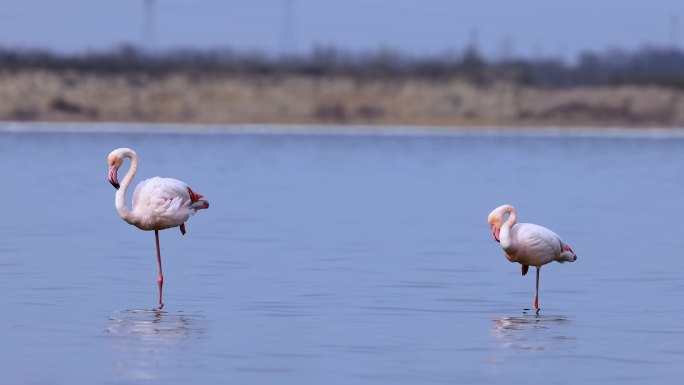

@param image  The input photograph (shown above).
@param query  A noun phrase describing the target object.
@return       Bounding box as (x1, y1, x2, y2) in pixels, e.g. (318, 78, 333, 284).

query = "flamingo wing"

(512, 223, 562, 266)
(130, 177, 196, 230)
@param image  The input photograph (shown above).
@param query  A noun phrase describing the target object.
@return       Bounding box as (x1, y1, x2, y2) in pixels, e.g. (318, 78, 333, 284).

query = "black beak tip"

(110, 180, 120, 190)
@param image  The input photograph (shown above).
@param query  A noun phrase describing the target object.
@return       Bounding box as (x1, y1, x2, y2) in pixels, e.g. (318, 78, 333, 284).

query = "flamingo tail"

(188, 187, 209, 210)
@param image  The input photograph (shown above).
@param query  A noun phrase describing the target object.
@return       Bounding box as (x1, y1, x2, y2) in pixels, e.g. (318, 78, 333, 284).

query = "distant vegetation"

(2, 45, 684, 88)
(3, 45, 684, 127)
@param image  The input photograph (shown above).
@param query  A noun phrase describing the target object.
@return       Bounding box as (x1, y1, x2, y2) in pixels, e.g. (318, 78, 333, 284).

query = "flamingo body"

(487, 204, 576, 310)
(500, 223, 575, 267)
(107, 148, 209, 309)
(130, 176, 208, 231)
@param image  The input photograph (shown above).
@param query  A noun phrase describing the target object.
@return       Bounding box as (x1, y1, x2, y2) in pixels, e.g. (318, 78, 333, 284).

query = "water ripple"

(106, 309, 206, 381)
(490, 313, 575, 352)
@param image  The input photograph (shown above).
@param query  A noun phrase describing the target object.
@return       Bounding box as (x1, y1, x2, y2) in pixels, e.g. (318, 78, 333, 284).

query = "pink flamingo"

(107, 148, 209, 309)
(487, 204, 576, 311)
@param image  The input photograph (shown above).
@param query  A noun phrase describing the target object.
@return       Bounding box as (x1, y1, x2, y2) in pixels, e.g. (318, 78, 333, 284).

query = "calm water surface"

(1, 124, 683, 384)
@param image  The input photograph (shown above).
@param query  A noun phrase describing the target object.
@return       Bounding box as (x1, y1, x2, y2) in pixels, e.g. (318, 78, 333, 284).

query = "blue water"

(0, 124, 682, 384)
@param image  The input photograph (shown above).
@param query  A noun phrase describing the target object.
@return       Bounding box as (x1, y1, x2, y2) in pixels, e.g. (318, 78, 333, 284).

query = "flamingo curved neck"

(499, 206, 517, 252)
(115, 150, 139, 224)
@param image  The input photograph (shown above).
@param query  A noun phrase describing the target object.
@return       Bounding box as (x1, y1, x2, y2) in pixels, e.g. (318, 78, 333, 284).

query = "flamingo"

(487, 204, 576, 311)
(107, 148, 209, 309)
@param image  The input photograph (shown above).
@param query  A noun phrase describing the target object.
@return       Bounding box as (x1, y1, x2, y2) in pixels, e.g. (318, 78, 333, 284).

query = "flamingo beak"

(108, 165, 120, 190)
(491, 226, 500, 242)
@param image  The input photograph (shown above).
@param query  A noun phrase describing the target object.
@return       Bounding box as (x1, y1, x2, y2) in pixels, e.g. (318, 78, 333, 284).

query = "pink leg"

(534, 267, 540, 311)
(155, 230, 164, 309)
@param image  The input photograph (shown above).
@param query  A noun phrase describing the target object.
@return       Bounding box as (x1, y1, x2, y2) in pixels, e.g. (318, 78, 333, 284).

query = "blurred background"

(3, 3, 684, 384)
(1, 0, 684, 126)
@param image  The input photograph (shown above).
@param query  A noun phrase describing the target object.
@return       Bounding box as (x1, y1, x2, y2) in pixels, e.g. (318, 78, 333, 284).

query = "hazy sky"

(0, 0, 682, 60)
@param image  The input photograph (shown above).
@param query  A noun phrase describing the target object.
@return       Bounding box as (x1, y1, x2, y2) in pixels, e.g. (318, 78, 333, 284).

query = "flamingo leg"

(155, 230, 164, 309)
(534, 267, 540, 311)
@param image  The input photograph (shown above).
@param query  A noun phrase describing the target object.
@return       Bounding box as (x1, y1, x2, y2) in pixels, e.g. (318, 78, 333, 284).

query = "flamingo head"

(487, 213, 502, 243)
(489, 225, 500, 242)
(107, 149, 127, 190)
(487, 204, 515, 243)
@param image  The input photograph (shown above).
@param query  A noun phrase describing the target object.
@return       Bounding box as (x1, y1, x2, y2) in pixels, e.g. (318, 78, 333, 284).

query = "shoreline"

(3, 70, 684, 129)
(3, 120, 684, 139)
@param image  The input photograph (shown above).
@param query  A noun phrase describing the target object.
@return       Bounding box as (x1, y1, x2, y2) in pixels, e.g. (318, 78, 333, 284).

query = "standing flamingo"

(107, 148, 209, 309)
(487, 204, 576, 311)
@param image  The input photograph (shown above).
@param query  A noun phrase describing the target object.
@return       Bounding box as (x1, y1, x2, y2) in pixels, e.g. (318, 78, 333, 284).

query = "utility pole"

(468, 26, 479, 53)
(499, 34, 514, 62)
(670, 14, 680, 50)
(280, 0, 296, 57)
(142, 0, 156, 53)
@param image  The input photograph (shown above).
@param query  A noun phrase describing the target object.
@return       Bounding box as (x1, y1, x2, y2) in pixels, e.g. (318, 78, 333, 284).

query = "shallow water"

(1, 124, 683, 384)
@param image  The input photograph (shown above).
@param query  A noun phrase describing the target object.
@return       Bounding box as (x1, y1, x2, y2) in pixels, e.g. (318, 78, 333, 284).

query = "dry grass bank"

(1, 70, 683, 127)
